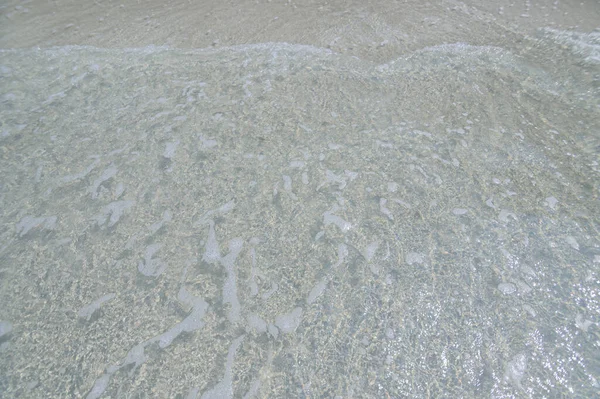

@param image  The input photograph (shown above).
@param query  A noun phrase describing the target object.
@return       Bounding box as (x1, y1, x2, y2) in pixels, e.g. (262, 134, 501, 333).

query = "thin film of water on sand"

(0, 29, 598, 398)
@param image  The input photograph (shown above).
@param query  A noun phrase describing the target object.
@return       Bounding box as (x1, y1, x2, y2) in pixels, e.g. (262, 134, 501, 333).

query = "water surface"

(0, 27, 599, 398)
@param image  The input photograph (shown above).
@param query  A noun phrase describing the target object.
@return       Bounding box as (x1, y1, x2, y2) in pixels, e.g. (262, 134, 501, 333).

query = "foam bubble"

(275, 307, 303, 334)
(498, 209, 517, 223)
(364, 241, 380, 262)
(333, 243, 348, 269)
(95, 200, 134, 227)
(200, 335, 244, 399)
(498, 283, 517, 295)
(504, 353, 527, 389)
(202, 221, 221, 264)
(0, 321, 13, 341)
(138, 244, 167, 277)
(544, 196, 558, 210)
(16, 215, 57, 237)
(323, 210, 351, 232)
(307, 278, 328, 304)
(380, 198, 393, 220)
(163, 140, 180, 159)
(221, 238, 244, 323)
(78, 293, 116, 321)
(565, 236, 579, 251)
(90, 166, 117, 199)
(246, 313, 267, 334)
(405, 252, 424, 265)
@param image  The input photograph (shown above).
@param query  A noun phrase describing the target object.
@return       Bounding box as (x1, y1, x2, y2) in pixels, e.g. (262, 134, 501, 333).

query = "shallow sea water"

(0, 28, 599, 398)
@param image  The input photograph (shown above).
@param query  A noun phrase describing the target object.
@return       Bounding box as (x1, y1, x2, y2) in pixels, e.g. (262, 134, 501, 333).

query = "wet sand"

(1, 0, 599, 62)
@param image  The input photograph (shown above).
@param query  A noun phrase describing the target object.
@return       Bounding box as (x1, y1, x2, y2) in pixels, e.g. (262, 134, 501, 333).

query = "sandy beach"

(0, 1, 599, 398)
